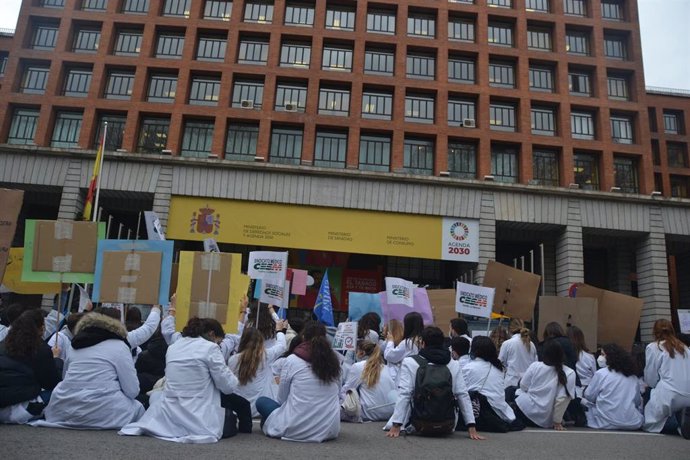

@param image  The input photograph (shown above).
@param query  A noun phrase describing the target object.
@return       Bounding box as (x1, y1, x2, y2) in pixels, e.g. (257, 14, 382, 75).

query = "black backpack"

(409, 355, 457, 436)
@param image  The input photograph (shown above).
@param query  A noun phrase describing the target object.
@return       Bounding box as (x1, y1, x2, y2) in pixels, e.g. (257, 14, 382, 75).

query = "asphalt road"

(2, 422, 688, 460)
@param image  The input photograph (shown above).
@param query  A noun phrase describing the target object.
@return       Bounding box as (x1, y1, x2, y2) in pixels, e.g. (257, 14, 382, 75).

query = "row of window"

(652, 141, 689, 169)
(5, 106, 641, 192)
(649, 108, 687, 136)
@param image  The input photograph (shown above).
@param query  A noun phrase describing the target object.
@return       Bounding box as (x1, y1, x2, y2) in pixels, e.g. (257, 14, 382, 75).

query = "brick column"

(555, 198, 584, 296)
(57, 158, 85, 220)
(475, 190, 496, 285)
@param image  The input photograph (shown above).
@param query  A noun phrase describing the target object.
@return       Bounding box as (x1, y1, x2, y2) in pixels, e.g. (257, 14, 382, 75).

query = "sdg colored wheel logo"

(449, 222, 470, 242)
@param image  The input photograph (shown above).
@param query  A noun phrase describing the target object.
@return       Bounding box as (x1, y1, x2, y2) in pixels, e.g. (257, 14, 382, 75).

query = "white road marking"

(523, 429, 663, 436)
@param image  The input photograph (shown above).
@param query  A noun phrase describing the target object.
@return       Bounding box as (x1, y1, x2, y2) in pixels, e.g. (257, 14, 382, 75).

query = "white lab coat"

(263, 354, 340, 442)
(583, 367, 643, 430)
(228, 332, 287, 417)
(127, 307, 160, 350)
(576, 350, 596, 388)
(384, 339, 419, 385)
(340, 361, 396, 422)
(515, 362, 576, 428)
(119, 337, 239, 443)
(36, 339, 144, 429)
(498, 334, 537, 388)
(643, 341, 690, 433)
(463, 358, 516, 422)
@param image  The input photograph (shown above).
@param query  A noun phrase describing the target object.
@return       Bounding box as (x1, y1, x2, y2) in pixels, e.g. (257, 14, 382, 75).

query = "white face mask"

(597, 355, 607, 368)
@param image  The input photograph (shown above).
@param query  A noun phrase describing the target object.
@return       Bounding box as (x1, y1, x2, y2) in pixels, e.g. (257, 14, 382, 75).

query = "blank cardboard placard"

(98, 251, 162, 305)
(0, 188, 23, 284)
(538, 296, 598, 350)
(575, 283, 643, 351)
(427, 289, 457, 327)
(482, 260, 542, 321)
(3, 248, 60, 294)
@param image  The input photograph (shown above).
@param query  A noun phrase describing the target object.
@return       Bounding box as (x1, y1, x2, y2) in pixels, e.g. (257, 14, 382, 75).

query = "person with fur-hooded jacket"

(34, 309, 145, 430)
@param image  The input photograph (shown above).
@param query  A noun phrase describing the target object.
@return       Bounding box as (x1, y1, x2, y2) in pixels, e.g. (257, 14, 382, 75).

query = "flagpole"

(92, 122, 108, 223)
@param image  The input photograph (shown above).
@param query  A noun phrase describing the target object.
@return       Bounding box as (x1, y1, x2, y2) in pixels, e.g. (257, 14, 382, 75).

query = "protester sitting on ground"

(567, 325, 596, 396)
(386, 326, 483, 439)
(538, 322, 579, 380)
(583, 343, 644, 431)
(134, 327, 168, 407)
(228, 325, 287, 417)
(451, 336, 471, 370)
(490, 326, 509, 352)
(0, 303, 33, 342)
(271, 333, 305, 383)
(257, 321, 341, 443)
(0, 309, 62, 424)
(513, 341, 576, 431)
(340, 340, 396, 423)
(47, 312, 85, 362)
(36, 308, 145, 429)
(384, 312, 424, 384)
(499, 318, 537, 390)
(120, 317, 249, 443)
(122, 305, 161, 360)
(643, 319, 690, 438)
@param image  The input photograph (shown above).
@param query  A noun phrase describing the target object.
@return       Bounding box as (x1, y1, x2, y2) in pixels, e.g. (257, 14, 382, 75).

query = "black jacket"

(0, 342, 62, 407)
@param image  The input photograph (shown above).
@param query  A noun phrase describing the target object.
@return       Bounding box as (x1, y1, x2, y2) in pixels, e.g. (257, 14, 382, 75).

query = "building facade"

(0, 0, 689, 340)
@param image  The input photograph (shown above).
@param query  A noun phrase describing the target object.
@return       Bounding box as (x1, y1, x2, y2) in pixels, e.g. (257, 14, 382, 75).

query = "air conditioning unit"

(462, 118, 476, 128)
(284, 103, 298, 112)
(240, 100, 254, 109)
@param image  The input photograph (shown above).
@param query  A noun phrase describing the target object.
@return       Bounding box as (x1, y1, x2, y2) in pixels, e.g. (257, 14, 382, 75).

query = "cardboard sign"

(538, 296, 598, 350)
(332, 321, 358, 351)
(574, 283, 643, 351)
(0, 189, 23, 283)
(247, 251, 287, 281)
(2, 248, 60, 294)
(678, 309, 690, 334)
(482, 260, 542, 321)
(456, 282, 495, 319)
(427, 289, 457, 327)
(385, 277, 415, 308)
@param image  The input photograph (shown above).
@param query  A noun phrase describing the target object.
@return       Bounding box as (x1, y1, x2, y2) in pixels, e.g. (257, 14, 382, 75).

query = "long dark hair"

(281, 333, 304, 358)
(5, 309, 44, 359)
(543, 322, 566, 341)
(235, 327, 265, 385)
(358, 312, 381, 339)
(181, 317, 225, 339)
(542, 341, 570, 398)
(403, 312, 424, 346)
(471, 336, 504, 371)
(567, 325, 590, 355)
(302, 321, 340, 383)
(247, 302, 276, 341)
(601, 343, 637, 377)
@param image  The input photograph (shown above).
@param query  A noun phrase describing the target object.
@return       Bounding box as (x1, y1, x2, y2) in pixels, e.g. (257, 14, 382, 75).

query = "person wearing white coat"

(119, 317, 241, 443)
(643, 319, 690, 435)
(583, 344, 643, 430)
(34, 311, 145, 430)
(567, 325, 596, 397)
(498, 319, 537, 389)
(384, 312, 424, 385)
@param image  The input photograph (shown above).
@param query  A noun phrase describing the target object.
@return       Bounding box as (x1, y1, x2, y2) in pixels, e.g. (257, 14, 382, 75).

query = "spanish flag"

(83, 125, 106, 221)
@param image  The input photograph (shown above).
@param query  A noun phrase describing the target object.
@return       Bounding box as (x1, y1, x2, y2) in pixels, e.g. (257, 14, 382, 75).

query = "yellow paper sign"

(3, 248, 61, 294)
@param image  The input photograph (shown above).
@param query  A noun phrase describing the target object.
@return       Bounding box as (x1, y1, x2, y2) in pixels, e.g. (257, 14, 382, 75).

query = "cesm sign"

(441, 218, 479, 262)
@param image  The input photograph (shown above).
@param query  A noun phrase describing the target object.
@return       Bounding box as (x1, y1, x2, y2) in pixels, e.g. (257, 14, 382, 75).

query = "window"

(569, 71, 591, 95)
(607, 75, 629, 100)
(181, 120, 214, 158)
(448, 99, 476, 126)
(526, 0, 550, 12)
(197, 35, 227, 61)
(123, 0, 149, 13)
(407, 53, 435, 79)
(448, 17, 475, 42)
(318, 87, 350, 116)
(147, 74, 177, 103)
(231, 79, 263, 109)
(405, 94, 435, 124)
(529, 66, 554, 92)
(189, 76, 220, 105)
(31, 24, 58, 50)
(491, 145, 518, 183)
(488, 22, 513, 47)
(238, 39, 269, 64)
(63, 68, 92, 97)
(531, 106, 556, 135)
(532, 149, 559, 186)
(73, 28, 100, 53)
(244, 1, 273, 23)
(364, 48, 394, 75)
(104, 70, 134, 99)
(604, 36, 627, 60)
(667, 143, 688, 168)
(314, 131, 347, 168)
(359, 134, 391, 172)
(613, 157, 638, 193)
(367, 9, 395, 34)
(571, 111, 595, 139)
(275, 83, 307, 112)
(0, 53, 8, 77)
(448, 142, 476, 179)
(21, 66, 50, 94)
(671, 176, 689, 198)
(601, 1, 623, 20)
(163, 0, 191, 17)
(94, 114, 126, 150)
(226, 122, 258, 160)
(362, 91, 393, 120)
(41, 0, 65, 7)
(7, 108, 39, 145)
(573, 152, 599, 190)
(204, 1, 232, 20)
(281, 42, 312, 68)
(51, 111, 82, 148)
(322, 46, 352, 71)
(270, 126, 303, 164)
(403, 138, 434, 175)
(325, 6, 355, 31)
(563, 0, 587, 16)
(652, 140, 661, 165)
(649, 108, 658, 132)
(408, 13, 435, 38)
(566, 31, 589, 55)
(610, 115, 633, 144)
(449, 58, 475, 83)
(490, 103, 517, 131)
(114, 29, 142, 56)
(664, 112, 681, 134)
(489, 61, 515, 88)
(138, 117, 169, 153)
(488, 0, 512, 7)
(285, 3, 314, 26)
(527, 28, 552, 51)
(156, 33, 185, 59)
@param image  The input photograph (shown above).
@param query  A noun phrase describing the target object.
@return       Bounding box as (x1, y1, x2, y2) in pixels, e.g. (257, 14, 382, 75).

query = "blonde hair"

(509, 318, 532, 350)
(388, 319, 404, 346)
(359, 341, 383, 388)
